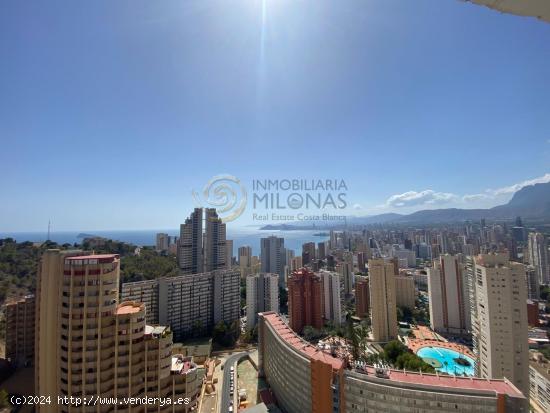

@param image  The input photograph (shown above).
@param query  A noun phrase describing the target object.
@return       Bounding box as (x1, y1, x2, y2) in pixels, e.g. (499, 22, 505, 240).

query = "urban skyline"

(2, 1, 550, 412)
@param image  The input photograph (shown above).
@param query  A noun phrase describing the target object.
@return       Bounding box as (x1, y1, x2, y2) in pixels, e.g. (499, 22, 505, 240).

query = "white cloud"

(379, 173, 549, 211)
(353, 203, 363, 210)
(462, 193, 490, 202)
(486, 173, 550, 196)
(385, 190, 457, 208)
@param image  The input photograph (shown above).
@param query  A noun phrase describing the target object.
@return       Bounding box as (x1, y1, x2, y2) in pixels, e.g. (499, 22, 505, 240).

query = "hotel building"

(258, 311, 528, 413)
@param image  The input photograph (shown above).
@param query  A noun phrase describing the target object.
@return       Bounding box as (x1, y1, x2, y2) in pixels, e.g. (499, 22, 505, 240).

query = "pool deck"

(407, 326, 475, 359)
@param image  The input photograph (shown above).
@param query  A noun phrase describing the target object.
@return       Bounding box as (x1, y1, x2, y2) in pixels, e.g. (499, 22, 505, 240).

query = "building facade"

(369, 259, 397, 342)
(178, 208, 204, 274)
(529, 356, 550, 413)
(122, 269, 240, 341)
(246, 273, 279, 330)
(35, 250, 202, 413)
(318, 270, 344, 326)
(472, 253, 529, 396)
(204, 208, 226, 272)
(427, 255, 469, 334)
(261, 236, 285, 288)
(355, 276, 370, 319)
(4, 294, 35, 366)
(288, 268, 323, 333)
(258, 312, 527, 413)
(395, 275, 416, 311)
(527, 233, 549, 285)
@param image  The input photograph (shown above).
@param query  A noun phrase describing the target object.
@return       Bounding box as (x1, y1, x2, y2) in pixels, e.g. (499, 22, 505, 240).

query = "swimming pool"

(416, 346, 475, 376)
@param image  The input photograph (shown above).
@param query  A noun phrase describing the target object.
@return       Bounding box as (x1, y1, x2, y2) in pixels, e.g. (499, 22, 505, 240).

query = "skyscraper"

(178, 208, 204, 274)
(337, 258, 354, 297)
(204, 208, 227, 272)
(355, 276, 370, 319)
(261, 236, 285, 287)
(178, 208, 227, 274)
(35, 250, 202, 412)
(246, 273, 280, 330)
(526, 265, 540, 300)
(356, 252, 367, 273)
(427, 255, 469, 334)
(472, 253, 529, 396)
(288, 268, 323, 334)
(528, 232, 549, 285)
(318, 270, 344, 326)
(317, 241, 326, 260)
(302, 242, 316, 265)
(369, 258, 397, 342)
(225, 239, 234, 269)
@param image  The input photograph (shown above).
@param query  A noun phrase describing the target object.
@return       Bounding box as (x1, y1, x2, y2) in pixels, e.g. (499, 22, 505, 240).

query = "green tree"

(0, 389, 10, 408)
(383, 340, 407, 363)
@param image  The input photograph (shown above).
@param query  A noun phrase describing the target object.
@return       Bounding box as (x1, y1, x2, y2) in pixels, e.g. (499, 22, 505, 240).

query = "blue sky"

(1, 0, 549, 231)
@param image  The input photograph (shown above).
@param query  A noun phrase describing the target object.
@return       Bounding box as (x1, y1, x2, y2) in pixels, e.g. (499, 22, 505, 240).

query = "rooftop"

(171, 355, 196, 374)
(65, 254, 119, 263)
(347, 366, 524, 398)
(116, 302, 143, 315)
(260, 312, 344, 370)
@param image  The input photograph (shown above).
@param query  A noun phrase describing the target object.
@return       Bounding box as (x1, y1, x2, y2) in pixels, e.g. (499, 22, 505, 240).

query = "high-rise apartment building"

(427, 255, 469, 334)
(5, 294, 35, 366)
(119, 278, 159, 323)
(526, 265, 540, 300)
(225, 239, 233, 269)
(318, 270, 344, 326)
(355, 276, 370, 319)
(204, 208, 226, 272)
(246, 273, 279, 330)
(178, 208, 227, 274)
(288, 268, 323, 333)
(35, 250, 202, 412)
(178, 208, 204, 274)
(317, 241, 326, 260)
(302, 242, 316, 265)
(471, 253, 529, 396)
(156, 232, 170, 252)
(122, 269, 240, 341)
(528, 232, 549, 285)
(337, 254, 354, 297)
(261, 236, 285, 287)
(238, 245, 252, 264)
(369, 258, 397, 342)
(395, 275, 416, 311)
(356, 252, 366, 273)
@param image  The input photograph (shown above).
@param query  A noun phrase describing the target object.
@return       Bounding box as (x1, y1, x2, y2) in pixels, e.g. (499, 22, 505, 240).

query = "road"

(219, 352, 248, 413)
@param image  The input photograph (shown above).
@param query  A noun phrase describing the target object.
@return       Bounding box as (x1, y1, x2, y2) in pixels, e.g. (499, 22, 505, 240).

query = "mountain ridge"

(259, 182, 550, 229)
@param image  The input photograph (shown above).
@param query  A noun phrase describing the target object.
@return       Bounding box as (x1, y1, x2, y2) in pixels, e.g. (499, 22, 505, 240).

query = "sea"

(0, 227, 329, 256)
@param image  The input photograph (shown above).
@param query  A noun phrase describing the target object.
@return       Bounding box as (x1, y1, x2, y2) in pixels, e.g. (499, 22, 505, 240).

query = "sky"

(1, 0, 549, 231)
